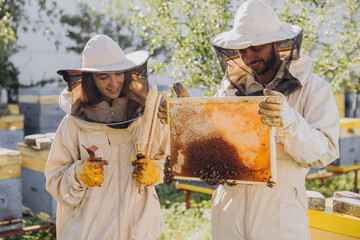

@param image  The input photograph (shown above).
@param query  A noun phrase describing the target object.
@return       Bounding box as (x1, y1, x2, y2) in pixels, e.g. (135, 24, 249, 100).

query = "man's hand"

(158, 82, 190, 124)
(78, 157, 108, 187)
(158, 98, 168, 124)
(258, 89, 295, 128)
(132, 158, 160, 185)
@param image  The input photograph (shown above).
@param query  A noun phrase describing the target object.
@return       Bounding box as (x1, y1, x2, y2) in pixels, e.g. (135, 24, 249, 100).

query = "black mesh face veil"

(212, 30, 303, 97)
(57, 62, 149, 128)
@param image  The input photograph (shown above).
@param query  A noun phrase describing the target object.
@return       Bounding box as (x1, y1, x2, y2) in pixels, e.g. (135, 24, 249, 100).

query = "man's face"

(238, 43, 278, 76)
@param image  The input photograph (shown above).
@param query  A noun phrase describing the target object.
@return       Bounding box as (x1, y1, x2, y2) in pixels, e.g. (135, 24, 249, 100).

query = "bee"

(267, 176, 275, 188)
(163, 155, 175, 187)
(198, 161, 237, 187)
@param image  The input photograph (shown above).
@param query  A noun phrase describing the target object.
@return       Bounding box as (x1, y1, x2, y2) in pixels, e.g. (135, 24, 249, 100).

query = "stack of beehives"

(18, 87, 65, 136)
(18, 133, 56, 222)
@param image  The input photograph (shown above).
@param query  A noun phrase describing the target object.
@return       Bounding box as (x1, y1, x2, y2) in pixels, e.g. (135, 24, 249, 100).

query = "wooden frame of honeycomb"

(166, 97, 276, 186)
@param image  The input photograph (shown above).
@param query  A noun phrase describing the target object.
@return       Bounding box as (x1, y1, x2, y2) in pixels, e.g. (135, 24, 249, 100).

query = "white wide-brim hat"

(57, 34, 150, 77)
(212, 0, 303, 49)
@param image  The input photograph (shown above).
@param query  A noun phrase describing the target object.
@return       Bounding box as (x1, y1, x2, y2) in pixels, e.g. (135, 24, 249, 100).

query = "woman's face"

(92, 72, 125, 101)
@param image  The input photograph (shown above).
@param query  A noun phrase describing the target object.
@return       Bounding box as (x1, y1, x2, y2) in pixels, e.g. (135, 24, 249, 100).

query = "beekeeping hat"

(212, 0, 302, 50)
(212, 0, 303, 96)
(57, 34, 149, 83)
(57, 34, 150, 128)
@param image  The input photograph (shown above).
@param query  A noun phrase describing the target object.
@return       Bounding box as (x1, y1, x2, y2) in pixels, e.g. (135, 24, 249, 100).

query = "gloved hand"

(78, 157, 108, 187)
(258, 89, 296, 128)
(158, 82, 190, 124)
(132, 157, 160, 185)
(78, 145, 108, 187)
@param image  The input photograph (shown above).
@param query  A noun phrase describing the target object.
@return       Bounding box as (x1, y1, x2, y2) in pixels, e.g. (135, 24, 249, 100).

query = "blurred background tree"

(0, 0, 63, 103)
(279, 0, 360, 117)
(0, 0, 21, 103)
(4, 0, 359, 100)
(124, 0, 359, 99)
(129, 0, 234, 95)
(2, 0, 360, 103)
(59, 1, 143, 55)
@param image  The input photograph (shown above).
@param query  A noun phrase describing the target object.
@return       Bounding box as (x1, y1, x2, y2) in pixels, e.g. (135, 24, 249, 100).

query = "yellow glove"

(78, 145, 108, 187)
(258, 89, 296, 128)
(158, 82, 190, 124)
(132, 158, 160, 185)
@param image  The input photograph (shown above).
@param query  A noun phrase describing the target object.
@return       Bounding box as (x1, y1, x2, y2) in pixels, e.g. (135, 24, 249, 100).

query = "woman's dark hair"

(80, 72, 131, 106)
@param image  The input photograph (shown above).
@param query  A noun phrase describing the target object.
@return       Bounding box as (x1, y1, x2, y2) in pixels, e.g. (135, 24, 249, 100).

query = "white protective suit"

(211, 54, 340, 240)
(45, 88, 168, 240)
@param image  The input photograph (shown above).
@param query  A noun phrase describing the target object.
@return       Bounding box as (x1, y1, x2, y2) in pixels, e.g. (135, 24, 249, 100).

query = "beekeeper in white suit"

(211, 0, 339, 239)
(45, 34, 168, 240)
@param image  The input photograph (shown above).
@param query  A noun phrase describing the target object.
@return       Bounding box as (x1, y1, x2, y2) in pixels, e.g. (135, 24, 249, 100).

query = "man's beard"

(255, 44, 277, 75)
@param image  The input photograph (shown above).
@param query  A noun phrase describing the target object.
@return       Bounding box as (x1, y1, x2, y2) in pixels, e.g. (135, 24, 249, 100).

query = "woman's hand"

(78, 145, 108, 187)
(78, 157, 108, 187)
(132, 158, 160, 185)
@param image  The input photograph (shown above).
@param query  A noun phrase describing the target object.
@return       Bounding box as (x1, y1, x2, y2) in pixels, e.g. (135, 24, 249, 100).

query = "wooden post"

(185, 190, 191, 209)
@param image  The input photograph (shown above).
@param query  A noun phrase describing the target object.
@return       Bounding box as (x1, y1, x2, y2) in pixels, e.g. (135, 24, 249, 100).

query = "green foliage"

(0, 0, 19, 103)
(313, 0, 360, 94)
(129, 0, 236, 95)
(156, 184, 212, 239)
(305, 171, 359, 197)
(276, 0, 360, 95)
(159, 200, 211, 240)
(52, 0, 360, 97)
(156, 184, 211, 208)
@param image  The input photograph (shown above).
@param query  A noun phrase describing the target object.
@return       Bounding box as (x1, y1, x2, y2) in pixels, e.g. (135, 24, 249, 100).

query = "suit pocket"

(79, 185, 108, 209)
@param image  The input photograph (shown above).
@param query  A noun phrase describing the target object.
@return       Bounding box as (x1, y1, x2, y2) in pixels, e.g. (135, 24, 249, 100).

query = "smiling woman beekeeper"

(45, 34, 168, 240)
(210, 0, 339, 239)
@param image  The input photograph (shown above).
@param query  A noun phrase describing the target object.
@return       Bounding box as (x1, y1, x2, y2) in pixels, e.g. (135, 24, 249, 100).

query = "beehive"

(0, 147, 22, 222)
(309, 197, 360, 239)
(18, 134, 56, 222)
(166, 97, 276, 186)
(0, 114, 24, 150)
(18, 87, 65, 135)
(331, 118, 360, 166)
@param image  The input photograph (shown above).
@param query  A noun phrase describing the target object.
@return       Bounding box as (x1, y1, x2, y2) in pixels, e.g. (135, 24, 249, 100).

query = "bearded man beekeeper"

(209, 0, 340, 239)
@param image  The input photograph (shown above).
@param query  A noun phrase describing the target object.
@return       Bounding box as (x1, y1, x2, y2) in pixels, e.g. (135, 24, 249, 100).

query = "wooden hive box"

(330, 118, 360, 166)
(18, 87, 65, 135)
(0, 147, 22, 223)
(18, 134, 56, 222)
(309, 197, 360, 239)
(0, 114, 24, 150)
(165, 97, 276, 187)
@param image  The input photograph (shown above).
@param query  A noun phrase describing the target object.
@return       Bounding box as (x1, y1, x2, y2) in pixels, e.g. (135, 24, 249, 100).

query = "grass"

(0, 216, 55, 240)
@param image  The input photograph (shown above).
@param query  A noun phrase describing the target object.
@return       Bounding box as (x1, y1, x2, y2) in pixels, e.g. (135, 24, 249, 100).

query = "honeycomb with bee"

(164, 97, 276, 187)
